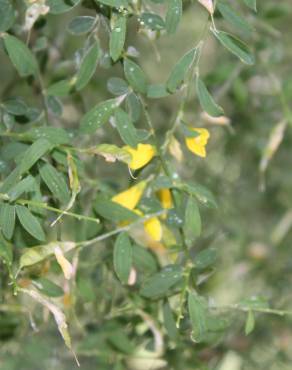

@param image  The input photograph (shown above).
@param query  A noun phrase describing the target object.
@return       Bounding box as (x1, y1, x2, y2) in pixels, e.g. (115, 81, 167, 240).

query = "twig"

(0, 195, 100, 224)
(211, 303, 292, 317)
(76, 210, 167, 248)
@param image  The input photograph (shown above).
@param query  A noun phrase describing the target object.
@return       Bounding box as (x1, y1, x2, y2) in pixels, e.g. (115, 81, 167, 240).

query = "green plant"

(1, 0, 292, 369)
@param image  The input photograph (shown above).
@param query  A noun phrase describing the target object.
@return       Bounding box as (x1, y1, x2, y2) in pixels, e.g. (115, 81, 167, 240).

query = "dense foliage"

(1, 0, 292, 369)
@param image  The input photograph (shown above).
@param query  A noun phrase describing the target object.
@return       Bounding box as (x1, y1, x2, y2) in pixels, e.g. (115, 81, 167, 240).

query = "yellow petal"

(112, 181, 146, 210)
(124, 143, 155, 170)
(194, 128, 210, 140)
(157, 189, 173, 209)
(144, 217, 162, 241)
(185, 128, 210, 158)
(54, 246, 73, 280)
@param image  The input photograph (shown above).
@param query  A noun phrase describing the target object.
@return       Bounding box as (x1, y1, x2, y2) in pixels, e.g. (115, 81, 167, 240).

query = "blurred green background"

(1, 0, 292, 369)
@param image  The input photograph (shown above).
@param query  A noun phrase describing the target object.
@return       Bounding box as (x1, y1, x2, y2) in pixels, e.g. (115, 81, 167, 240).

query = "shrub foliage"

(1, 0, 292, 369)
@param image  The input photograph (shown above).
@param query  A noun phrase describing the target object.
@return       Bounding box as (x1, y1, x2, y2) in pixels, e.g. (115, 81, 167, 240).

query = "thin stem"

(0, 195, 100, 224)
(76, 210, 167, 248)
(161, 18, 210, 154)
(211, 304, 292, 317)
(137, 94, 170, 175)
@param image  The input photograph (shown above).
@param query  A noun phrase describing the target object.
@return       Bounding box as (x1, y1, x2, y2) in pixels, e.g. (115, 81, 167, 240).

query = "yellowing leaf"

(54, 246, 73, 280)
(157, 189, 173, 209)
(201, 112, 231, 126)
(20, 288, 74, 354)
(124, 143, 155, 170)
(198, 0, 214, 15)
(260, 120, 287, 175)
(24, 2, 49, 31)
(185, 128, 210, 158)
(112, 181, 146, 210)
(144, 217, 163, 241)
(169, 135, 183, 162)
(92, 144, 132, 164)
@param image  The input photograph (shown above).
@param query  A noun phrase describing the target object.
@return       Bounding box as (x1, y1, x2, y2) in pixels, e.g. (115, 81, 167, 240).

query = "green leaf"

(114, 108, 139, 148)
(113, 232, 132, 284)
(245, 310, 255, 335)
(94, 196, 139, 223)
(107, 330, 135, 354)
(165, 0, 182, 34)
(19, 139, 53, 175)
(80, 99, 119, 134)
(125, 92, 141, 122)
(0, 203, 15, 240)
(152, 175, 173, 191)
(0, 167, 20, 193)
(46, 95, 62, 117)
(163, 301, 179, 340)
(110, 14, 127, 62)
(20, 241, 75, 268)
(39, 163, 70, 204)
(33, 277, 64, 297)
(195, 248, 217, 270)
(132, 243, 158, 274)
(140, 264, 183, 298)
(0, 231, 12, 264)
(16, 205, 45, 241)
(147, 84, 169, 99)
(178, 182, 217, 208)
(3, 34, 38, 77)
(166, 48, 197, 93)
(0, 0, 15, 32)
(25, 127, 71, 145)
(196, 77, 224, 117)
(188, 292, 207, 342)
(243, 0, 257, 12)
(211, 29, 255, 65)
(7, 175, 35, 201)
(1, 142, 28, 162)
(217, 2, 252, 34)
(47, 0, 80, 14)
(96, 0, 128, 7)
(46, 79, 74, 97)
(67, 16, 96, 35)
(107, 77, 129, 96)
(140, 13, 165, 31)
(29, 178, 45, 216)
(3, 98, 27, 116)
(75, 41, 100, 91)
(124, 59, 147, 94)
(183, 196, 201, 248)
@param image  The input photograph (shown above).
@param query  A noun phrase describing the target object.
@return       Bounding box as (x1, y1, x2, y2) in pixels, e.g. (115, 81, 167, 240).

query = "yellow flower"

(112, 181, 146, 210)
(157, 188, 173, 209)
(144, 217, 162, 241)
(124, 143, 155, 170)
(112, 180, 163, 242)
(132, 209, 163, 242)
(185, 128, 210, 158)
